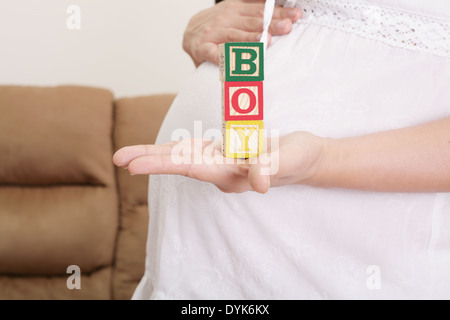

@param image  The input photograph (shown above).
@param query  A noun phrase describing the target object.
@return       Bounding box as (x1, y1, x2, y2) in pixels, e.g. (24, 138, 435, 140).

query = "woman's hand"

(113, 118, 450, 193)
(183, 0, 302, 67)
(113, 132, 327, 194)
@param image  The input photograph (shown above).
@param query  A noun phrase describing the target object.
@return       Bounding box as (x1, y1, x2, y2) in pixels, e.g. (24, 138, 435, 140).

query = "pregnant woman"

(114, 0, 450, 299)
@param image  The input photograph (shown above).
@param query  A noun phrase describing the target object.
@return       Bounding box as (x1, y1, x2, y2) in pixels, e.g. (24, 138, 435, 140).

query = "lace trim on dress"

(277, 0, 450, 58)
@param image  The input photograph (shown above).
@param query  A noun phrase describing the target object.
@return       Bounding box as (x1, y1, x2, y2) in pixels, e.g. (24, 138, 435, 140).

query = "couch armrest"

(113, 94, 175, 300)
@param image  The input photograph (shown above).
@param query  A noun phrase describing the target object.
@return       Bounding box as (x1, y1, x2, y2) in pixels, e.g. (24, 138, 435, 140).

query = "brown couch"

(0, 86, 175, 300)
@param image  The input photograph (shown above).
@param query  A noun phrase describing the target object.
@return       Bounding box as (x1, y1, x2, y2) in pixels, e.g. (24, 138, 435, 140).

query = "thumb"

(248, 155, 271, 194)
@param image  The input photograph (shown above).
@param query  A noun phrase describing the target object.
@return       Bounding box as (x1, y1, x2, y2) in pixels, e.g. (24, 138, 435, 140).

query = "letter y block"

(225, 121, 264, 159)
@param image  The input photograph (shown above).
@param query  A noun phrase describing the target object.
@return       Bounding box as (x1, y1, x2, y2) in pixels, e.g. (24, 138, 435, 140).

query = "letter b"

(232, 48, 257, 75)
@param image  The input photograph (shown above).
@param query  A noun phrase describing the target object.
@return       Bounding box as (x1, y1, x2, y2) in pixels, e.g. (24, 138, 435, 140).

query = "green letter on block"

(232, 48, 258, 75)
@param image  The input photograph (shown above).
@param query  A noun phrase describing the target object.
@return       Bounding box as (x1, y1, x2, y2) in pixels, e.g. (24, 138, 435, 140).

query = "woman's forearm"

(312, 117, 450, 192)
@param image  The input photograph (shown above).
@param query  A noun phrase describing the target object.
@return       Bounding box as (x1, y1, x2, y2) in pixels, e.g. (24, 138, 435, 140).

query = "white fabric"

(133, 0, 450, 300)
(278, 0, 450, 58)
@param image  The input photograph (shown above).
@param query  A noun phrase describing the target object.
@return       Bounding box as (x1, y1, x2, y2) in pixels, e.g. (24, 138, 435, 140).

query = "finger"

(236, 0, 265, 3)
(127, 155, 192, 176)
(231, 16, 264, 33)
(237, 2, 266, 18)
(128, 152, 229, 185)
(248, 159, 271, 194)
(193, 42, 220, 65)
(272, 7, 302, 21)
(113, 142, 176, 167)
(269, 18, 293, 36)
(214, 28, 263, 44)
(240, 3, 302, 22)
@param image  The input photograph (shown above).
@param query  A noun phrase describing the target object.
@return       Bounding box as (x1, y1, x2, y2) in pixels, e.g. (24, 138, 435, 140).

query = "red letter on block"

(224, 81, 263, 121)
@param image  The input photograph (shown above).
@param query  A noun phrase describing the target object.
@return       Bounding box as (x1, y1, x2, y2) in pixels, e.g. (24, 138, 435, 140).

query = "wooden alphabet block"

(223, 81, 263, 121)
(219, 42, 264, 82)
(225, 121, 264, 159)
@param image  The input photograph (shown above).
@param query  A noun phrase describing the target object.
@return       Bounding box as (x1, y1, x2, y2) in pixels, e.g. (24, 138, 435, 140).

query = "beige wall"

(0, 0, 213, 98)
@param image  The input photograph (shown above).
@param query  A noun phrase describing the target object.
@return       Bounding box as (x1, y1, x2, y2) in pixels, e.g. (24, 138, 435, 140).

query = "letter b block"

(223, 81, 263, 121)
(225, 121, 264, 159)
(219, 42, 264, 82)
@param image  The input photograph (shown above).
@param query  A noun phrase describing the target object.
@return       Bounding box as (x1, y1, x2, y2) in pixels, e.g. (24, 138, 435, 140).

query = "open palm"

(113, 131, 326, 194)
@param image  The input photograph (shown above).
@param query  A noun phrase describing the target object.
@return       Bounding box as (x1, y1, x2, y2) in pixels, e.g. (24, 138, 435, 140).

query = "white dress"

(134, 0, 450, 299)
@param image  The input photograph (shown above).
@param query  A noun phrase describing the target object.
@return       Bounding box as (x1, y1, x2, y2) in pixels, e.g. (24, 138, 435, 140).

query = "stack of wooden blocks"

(219, 42, 264, 159)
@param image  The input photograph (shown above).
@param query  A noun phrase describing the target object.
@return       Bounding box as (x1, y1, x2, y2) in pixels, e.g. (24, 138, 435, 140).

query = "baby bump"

(267, 25, 449, 138)
(159, 26, 450, 146)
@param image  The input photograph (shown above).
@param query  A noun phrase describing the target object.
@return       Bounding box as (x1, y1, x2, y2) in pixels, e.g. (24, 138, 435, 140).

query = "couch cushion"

(0, 86, 115, 186)
(0, 85, 119, 300)
(0, 187, 117, 275)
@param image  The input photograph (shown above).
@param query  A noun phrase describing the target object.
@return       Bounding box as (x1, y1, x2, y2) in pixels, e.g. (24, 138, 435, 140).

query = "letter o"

(231, 88, 256, 114)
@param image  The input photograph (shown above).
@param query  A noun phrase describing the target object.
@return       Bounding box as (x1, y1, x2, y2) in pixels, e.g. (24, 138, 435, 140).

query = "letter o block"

(224, 81, 263, 121)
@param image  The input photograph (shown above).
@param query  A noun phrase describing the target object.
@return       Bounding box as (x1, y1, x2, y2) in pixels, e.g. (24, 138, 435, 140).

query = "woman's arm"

(312, 117, 450, 192)
(113, 117, 450, 194)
